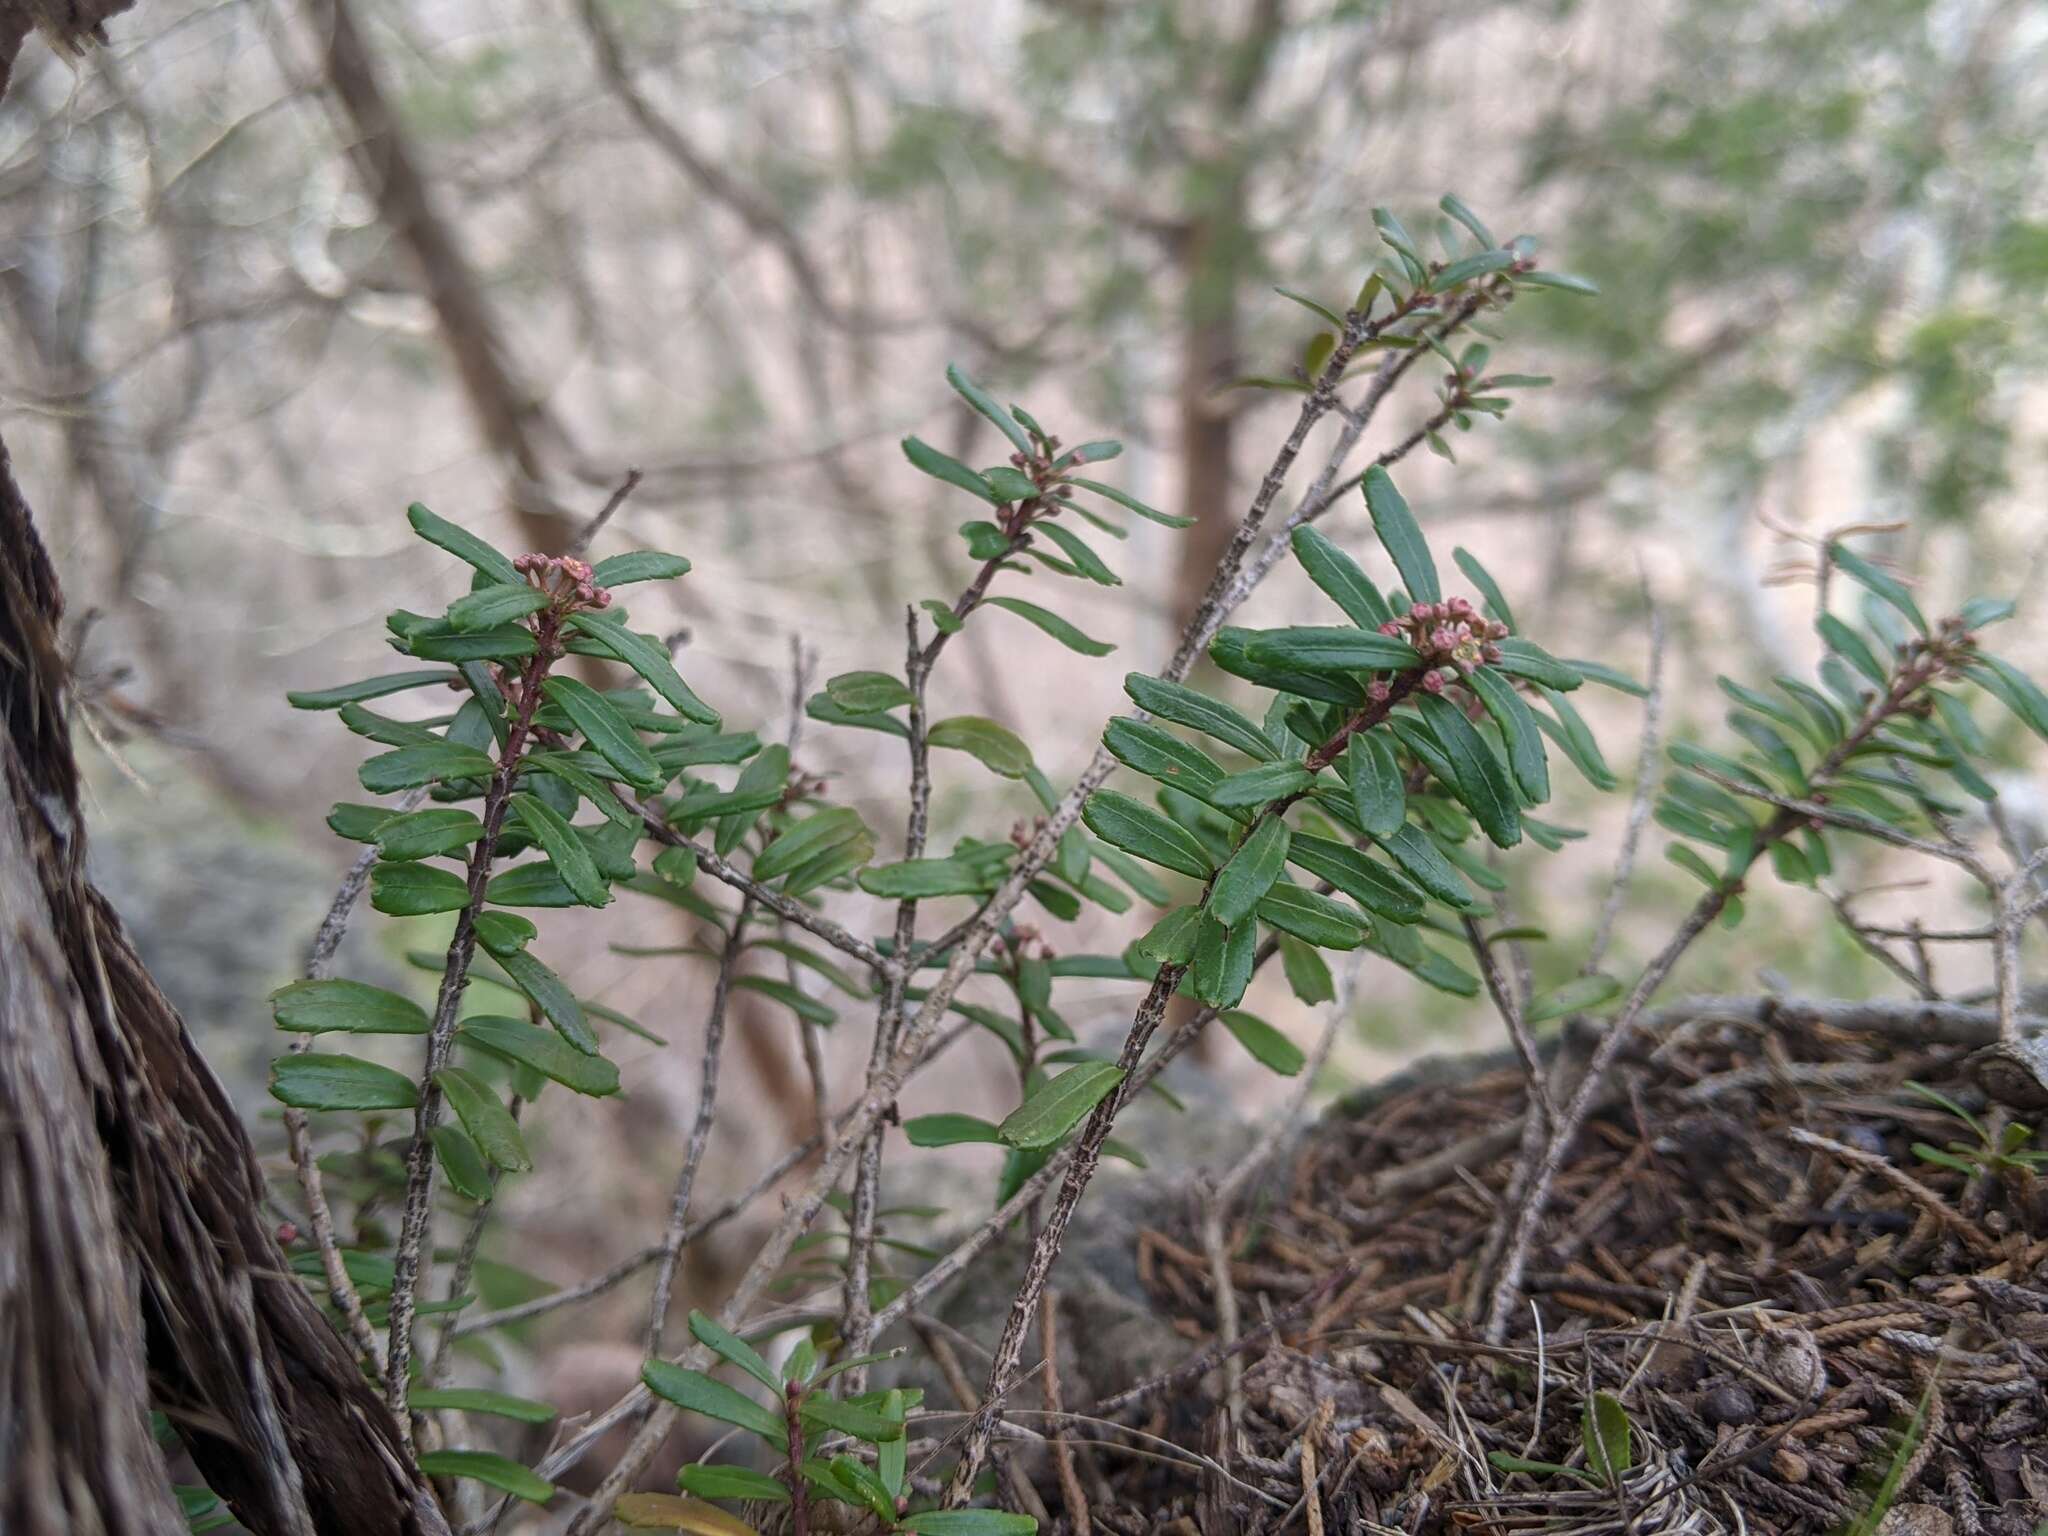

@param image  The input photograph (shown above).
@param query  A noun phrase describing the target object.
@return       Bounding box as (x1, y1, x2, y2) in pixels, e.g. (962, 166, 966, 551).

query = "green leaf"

(1190, 914, 1256, 1008)
(1125, 674, 1276, 762)
(1425, 696, 1523, 856)
(1221, 1011, 1306, 1074)
(857, 857, 996, 900)
(1533, 689, 1616, 791)
(270, 1053, 419, 1111)
(677, 1465, 789, 1504)
(410, 1387, 558, 1423)
(328, 802, 394, 842)
(1466, 668, 1549, 805)
(407, 503, 523, 586)
(446, 583, 548, 632)
(1828, 545, 1927, 634)
(1208, 762, 1314, 809)
(513, 795, 611, 907)
(1491, 639, 1583, 691)
(1966, 654, 2048, 742)
(1817, 614, 1888, 686)
(1274, 285, 1345, 328)
(1451, 548, 1517, 631)
(290, 669, 460, 710)
(983, 467, 1039, 504)
(798, 1395, 905, 1443)
(591, 550, 691, 587)
(1133, 906, 1203, 966)
(402, 624, 538, 665)
(374, 807, 486, 862)
(565, 614, 719, 726)
(459, 1015, 619, 1096)
(371, 861, 471, 916)
(1103, 718, 1228, 801)
(946, 363, 1036, 456)
(1286, 832, 1424, 922)
(1516, 269, 1600, 296)
(1290, 526, 1393, 628)
(1380, 824, 1476, 909)
(824, 671, 913, 715)
(543, 677, 664, 790)
(1582, 1392, 1633, 1481)
(495, 948, 596, 1053)
(686, 1310, 782, 1393)
(1524, 973, 1623, 1025)
(1083, 791, 1212, 879)
(1239, 627, 1420, 674)
(905, 1113, 1004, 1147)
(980, 596, 1114, 657)
(1439, 192, 1496, 248)
(1208, 817, 1291, 926)
(1434, 249, 1514, 289)
(1364, 466, 1439, 604)
(430, 1124, 494, 1201)
(271, 978, 429, 1035)
(485, 862, 582, 908)
(359, 742, 495, 794)
(642, 1362, 783, 1443)
(903, 436, 996, 502)
(1346, 733, 1407, 839)
(928, 715, 1033, 778)
(898, 1512, 1039, 1536)
(1278, 932, 1335, 1003)
(1255, 884, 1365, 950)
(999, 1063, 1123, 1149)
(435, 1067, 531, 1171)
(1035, 520, 1119, 586)
(416, 1450, 553, 1505)
(755, 808, 871, 884)
(1065, 476, 1193, 528)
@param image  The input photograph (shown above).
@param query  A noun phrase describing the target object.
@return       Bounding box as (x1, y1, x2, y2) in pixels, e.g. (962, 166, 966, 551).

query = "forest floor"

(1070, 1001, 2048, 1536)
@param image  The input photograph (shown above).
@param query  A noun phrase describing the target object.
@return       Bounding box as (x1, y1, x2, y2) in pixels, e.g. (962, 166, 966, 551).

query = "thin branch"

(567, 467, 641, 556)
(1585, 601, 1666, 972)
(648, 894, 754, 1355)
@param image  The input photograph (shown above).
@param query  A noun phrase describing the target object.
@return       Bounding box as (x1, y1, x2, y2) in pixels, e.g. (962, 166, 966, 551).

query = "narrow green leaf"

(459, 1015, 619, 1096)
(1278, 932, 1335, 1003)
(1438, 192, 1496, 248)
(1966, 655, 2048, 742)
(687, 1310, 783, 1393)
(270, 1053, 419, 1111)
(1290, 526, 1392, 628)
(1208, 761, 1314, 809)
(1256, 883, 1365, 949)
(733, 976, 836, 1027)
(1346, 732, 1407, 839)
(1035, 520, 1119, 586)
(1207, 817, 1291, 926)
(1082, 791, 1212, 879)
(1286, 831, 1424, 922)
(374, 808, 486, 862)
(401, 624, 538, 665)
(857, 857, 996, 899)
(824, 671, 913, 715)
(1133, 905, 1203, 965)
(898, 1512, 1038, 1536)
(431, 1123, 494, 1201)
(677, 1465, 790, 1504)
(1065, 476, 1194, 528)
(998, 1063, 1124, 1149)
(946, 364, 1035, 456)
(905, 1113, 1004, 1147)
(1238, 627, 1420, 674)
(1466, 667, 1549, 804)
(1434, 249, 1514, 289)
(755, 808, 871, 883)
(435, 1066, 531, 1171)
(1102, 718, 1227, 800)
(565, 614, 720, 726)
(641, 1362, 783, 1443)
(980, 596, 1114, 657)
(495, 949, 596, 1053)
(1817, 614, 1888, 686)
(1415, 695, 1520, 847)
(903, 436, 996, 502)
(1490, 638, 1582, 691)
(1380, 824, 1476, 908)
(928, 715, 1033, 778)
(1451, 548, 1516, 631)
(590, 550, 691, 587)
(415, 1450, 553, 1504)
(1125, 674, 1276, 761)
(544, 677, 664, 790)
(1582, 1391, 1633, 1481)
(798, 1395, 905, 1442)
(270, 978, 429, 1035)
(1516, 269, 1600, 295)
(370, 861, 471, 916)
(1829, 545, 1926, 634)
(1363, 466, 1439, 604)
(1221, 1011, 1306, 1074)
(446, 583, 547, 632)
(407, 503, 523, 585)
(513, 794, 611, 907)
(359, 742, 495, 794)
(410, 1387, 557, 1423)
(1190, 914, 1256, 1008)
(290, 669, 459, 710)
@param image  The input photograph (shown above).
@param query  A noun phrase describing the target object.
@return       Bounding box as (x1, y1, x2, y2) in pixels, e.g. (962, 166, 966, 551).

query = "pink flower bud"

(1368, 680, 1391, 702)
(276, 1221, 299, 1246)
(1431, 626, 1456, 650)
(592, 588, 613, 608)
(1488, 620, 1510, 639)
(1422, 670, 1446, 694)
(1433, 601, 1451, 620)
(1378, 621, 1401, 638)
(1410, 602, 1432, 620)
(1448, 596, 1472, 617)
(1482, 643, 1502, 662)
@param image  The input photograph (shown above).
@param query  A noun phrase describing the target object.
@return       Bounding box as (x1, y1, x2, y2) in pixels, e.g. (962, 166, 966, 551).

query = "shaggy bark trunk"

(0, 434, 449, 1535)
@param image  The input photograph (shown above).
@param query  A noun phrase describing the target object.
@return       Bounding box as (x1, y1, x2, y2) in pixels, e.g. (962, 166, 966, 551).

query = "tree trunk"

(0, 434, 449, 1536)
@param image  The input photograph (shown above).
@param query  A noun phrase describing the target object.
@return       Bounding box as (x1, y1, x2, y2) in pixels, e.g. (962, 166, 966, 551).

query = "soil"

(1061, 999, 2048, 1535)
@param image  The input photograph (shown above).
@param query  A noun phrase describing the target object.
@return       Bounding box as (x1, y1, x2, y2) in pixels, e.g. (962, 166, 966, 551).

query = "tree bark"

(0, 433, 449, 1535)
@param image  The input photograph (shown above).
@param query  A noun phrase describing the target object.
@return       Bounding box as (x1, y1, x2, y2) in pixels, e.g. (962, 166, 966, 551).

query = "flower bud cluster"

(514, 552, 613, 613)
(1375, 595, 1507, 694)
(991, 922, 1053, 963)
(1009, 815, 1050, 851)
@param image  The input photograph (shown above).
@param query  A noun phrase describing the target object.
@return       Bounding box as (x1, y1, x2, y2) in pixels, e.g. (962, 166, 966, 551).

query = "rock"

(1878, 1504, 1953, 1536)
(1697, 1383, 1755, 1427)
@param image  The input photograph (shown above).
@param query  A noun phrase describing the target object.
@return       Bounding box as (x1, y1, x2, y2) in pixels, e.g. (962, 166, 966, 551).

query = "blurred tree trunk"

(0, 434, 449, 1536)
